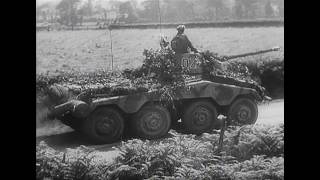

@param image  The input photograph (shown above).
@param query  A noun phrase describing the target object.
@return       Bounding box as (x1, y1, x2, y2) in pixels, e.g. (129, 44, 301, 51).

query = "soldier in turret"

(171, 25, 199, 66)
(171, 25, 198, 54)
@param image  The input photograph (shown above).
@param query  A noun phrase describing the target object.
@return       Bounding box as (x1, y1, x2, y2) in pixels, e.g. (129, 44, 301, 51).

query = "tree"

(275, 0, 284, 17)
(161, 0, 195, 22)
(234, 0, 244, 19)
(119, 1, 138, 23)
(206, 0, 225, 21)
(37, 2, 51, 22)
(41, 11, 48, 21)
(78, 0, 93, 17)
(241, 0, 259, 19)
(174, 0, 195, 21)
(265, 1, 273, 18)
(93, 3, 105, 20)
(56, 0, 81, 28)
(86, 0, 93, 16)
(140, 0, 159, 22)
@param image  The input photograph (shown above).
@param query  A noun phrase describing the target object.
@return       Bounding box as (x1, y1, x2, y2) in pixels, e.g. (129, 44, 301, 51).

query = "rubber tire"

(82, 107, 124, 144)
(182, 100, 218, 134)
(132, 104, 171, 139)
(227, 97, 258, 126)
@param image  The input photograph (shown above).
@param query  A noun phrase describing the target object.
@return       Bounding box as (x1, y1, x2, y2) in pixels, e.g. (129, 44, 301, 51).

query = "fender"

(48, 100, 91, 119)
(91, 93, 153, 114)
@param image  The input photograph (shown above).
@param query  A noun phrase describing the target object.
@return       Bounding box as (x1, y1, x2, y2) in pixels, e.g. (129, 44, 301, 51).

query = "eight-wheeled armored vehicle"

(47, 48, 279, 144)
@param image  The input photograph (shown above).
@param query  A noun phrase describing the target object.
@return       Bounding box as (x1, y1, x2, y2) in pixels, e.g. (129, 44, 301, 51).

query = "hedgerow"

(36, 124, 284, 180)
(237, 57, 284, 98)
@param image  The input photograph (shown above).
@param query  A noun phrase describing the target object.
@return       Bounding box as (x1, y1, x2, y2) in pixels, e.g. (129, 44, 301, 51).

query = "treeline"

(36, 0, 284, 26)
(107, 20, 284, 30)
(135, 0, 284, 23)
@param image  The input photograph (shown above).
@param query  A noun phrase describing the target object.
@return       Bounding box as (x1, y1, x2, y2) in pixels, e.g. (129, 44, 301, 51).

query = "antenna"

(108, 26, 114, 71)
(157, 0, 162, 37)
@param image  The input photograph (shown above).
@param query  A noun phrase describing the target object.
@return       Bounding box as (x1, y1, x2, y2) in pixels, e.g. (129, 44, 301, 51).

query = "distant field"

(36, 27, 284, 73)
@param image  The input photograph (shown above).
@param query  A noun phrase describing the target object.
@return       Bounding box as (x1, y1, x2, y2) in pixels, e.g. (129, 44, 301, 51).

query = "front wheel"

(82, 107, 124, 144)
(181, 100, 218, 134)
(227, 97, 258, 126)
(132, 104, 171, 139)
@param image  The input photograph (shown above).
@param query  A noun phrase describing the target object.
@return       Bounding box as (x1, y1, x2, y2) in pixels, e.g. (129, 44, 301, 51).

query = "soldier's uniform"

(171, 33, 197, 54)
(171, 25, 198, 66)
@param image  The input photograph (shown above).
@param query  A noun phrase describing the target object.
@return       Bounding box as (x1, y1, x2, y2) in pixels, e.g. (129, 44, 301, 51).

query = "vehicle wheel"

(82, 107, 124, 144)
(182, 100, 218, 134)
(132, 104, 171, 139)
(227, 97, 258, 125)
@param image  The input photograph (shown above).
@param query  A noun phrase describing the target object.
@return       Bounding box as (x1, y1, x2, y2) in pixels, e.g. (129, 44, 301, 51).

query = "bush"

(238, 58, 284, 98)
(36, 142, 107, 180)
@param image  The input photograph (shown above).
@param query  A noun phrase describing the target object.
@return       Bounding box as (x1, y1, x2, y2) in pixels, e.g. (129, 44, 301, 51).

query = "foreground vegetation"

(36, 124, 284, 180)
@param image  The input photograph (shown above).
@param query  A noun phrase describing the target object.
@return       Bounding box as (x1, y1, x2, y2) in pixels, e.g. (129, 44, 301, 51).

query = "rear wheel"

(182, 100, 218, 134)
(227, 97, 258, 125)
(132, 104, 171, 139)
(82, 107, 124, 144)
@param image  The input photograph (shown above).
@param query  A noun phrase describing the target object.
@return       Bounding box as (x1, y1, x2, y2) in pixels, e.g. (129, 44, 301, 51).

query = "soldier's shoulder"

(171, 35, 178, 41)
(180, 34, 189, 39)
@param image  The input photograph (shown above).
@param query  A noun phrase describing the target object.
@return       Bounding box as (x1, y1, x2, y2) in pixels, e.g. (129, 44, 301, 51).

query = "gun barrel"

(223, 47, 281, 61)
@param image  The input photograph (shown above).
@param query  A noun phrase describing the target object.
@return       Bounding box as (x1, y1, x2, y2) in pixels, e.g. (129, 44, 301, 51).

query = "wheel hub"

(96, 117, 114, 135)
(237, 106, 251, 122)
(193, 106, 210, 126)
(143, 112, 162, 130)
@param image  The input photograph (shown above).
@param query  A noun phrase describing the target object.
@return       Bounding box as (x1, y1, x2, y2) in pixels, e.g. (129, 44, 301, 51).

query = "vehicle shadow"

(36, 128, 177, 152)
(36, 131, 96, 151)
(36, 129, 143, 151)
(36, 122, 216, 152)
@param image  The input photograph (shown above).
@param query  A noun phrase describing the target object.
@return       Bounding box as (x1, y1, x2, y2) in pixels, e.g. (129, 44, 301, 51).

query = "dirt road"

(256, 99, 284, 125)
(36, 99, 284, 161)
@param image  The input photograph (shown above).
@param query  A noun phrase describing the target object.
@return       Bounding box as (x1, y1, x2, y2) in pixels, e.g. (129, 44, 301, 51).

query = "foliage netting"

(36, 48, 272, 106)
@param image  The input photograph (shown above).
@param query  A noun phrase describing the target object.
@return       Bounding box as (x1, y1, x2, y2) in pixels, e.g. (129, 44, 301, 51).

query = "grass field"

(36, 27, 284, 73)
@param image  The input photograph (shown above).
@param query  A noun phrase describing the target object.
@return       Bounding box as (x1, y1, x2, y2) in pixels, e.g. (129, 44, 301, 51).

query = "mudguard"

(48, 100, 91, 119)
(90, 80, 260, 114)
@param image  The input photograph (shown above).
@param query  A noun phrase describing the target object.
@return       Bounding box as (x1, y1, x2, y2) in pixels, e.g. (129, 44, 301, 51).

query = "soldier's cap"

(177, 25, 185, 32)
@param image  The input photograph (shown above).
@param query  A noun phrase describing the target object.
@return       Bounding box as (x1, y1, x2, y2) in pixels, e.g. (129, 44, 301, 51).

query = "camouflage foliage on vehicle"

(36, 47, 270, 108)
